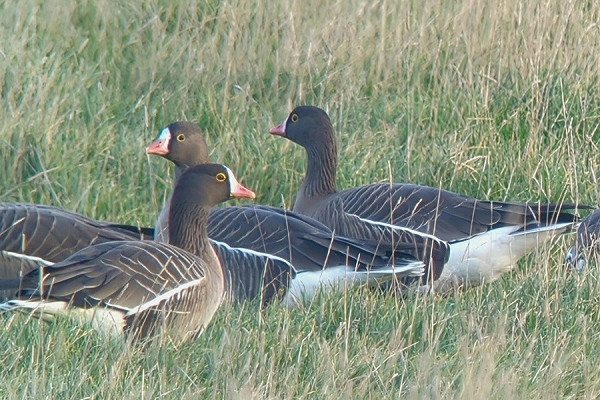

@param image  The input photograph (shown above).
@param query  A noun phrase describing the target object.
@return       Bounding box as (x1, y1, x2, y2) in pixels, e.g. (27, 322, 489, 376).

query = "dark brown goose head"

(269, 106, 339, 211)
(146, 121, 210, 178)
(169, 163, 255, 252)
(269, 105, 336, 151)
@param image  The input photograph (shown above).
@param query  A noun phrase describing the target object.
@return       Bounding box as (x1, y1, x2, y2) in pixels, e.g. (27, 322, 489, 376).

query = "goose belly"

(434, 224, 572, 293)
(0, 299, 126, 336)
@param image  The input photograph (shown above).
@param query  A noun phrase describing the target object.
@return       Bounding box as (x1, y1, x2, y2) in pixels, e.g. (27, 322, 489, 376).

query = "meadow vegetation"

(1, 0, 600, 398)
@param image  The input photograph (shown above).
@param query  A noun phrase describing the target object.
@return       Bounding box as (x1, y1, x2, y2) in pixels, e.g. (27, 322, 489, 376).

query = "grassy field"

(1, 0, 600, 398)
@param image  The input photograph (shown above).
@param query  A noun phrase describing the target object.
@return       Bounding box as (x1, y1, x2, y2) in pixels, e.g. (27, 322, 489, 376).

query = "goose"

(0, 163, 256, 343)
(269, 105, 584, 293)
(565, 208, 600, 271)
(146, 122, 440, 304)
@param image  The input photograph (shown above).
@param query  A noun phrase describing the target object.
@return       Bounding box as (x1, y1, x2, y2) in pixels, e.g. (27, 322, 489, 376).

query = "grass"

(1, 0, 600, 398)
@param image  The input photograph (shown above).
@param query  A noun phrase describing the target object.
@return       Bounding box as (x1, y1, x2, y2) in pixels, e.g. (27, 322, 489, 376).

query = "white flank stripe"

(284, 261, 425, 306)
(212, 240, 296, 270)
(125, 277, 205, 316)
(2, 251, 54, 266)
(346, 213, 447, 245)
(0, 299, 127, 335)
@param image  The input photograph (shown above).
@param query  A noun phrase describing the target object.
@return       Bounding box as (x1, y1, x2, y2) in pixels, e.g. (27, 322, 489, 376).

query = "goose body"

(146, 122, 434, 302)
(1, 240, 220, 340)
(207, 205, 428, 305)
(0, 164, 255, 342)
(207, 204, 435, 279)
(270, 105, 583, 292)
(0, 202, 152, 299)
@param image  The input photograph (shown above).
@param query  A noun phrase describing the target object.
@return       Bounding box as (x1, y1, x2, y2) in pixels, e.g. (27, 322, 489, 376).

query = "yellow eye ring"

(176, 134, 185, 142)
(290, 113, 299, 122)
(216, 172, 227, 182)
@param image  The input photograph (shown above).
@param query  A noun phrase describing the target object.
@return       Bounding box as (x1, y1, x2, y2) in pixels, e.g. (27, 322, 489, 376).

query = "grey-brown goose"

(270, 105, 585, 293)
(146, 123, 439, 304)
(566, 208, 600, 271)
(0, 203, 152, 299)
(0, 164, 255, 343)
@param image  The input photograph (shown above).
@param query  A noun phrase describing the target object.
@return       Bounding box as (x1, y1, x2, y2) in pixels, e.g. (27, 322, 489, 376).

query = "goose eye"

(176, 134, 185, 142)
(290, 113, 299, 122)
(215, 172, 227, 182)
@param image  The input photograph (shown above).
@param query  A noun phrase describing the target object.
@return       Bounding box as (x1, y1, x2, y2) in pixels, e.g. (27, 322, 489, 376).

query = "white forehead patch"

(224, 165, 242, 193)
(157, 127, 172, 141)
(224, 166, 235, 183)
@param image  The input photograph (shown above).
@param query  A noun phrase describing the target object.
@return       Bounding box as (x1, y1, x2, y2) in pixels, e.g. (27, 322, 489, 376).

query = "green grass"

(1, 0, 600, 398)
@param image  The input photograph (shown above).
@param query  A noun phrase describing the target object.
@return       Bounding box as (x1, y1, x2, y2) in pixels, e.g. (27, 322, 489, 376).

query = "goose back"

(305, 182, 582, 242)
(0, 202, 152, 264)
